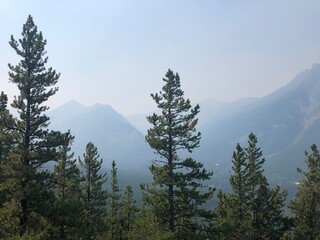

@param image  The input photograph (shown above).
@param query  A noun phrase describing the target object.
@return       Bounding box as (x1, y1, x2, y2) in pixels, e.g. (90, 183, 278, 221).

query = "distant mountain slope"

(198, 63, 320, 179)
(198, 97, 258, 125)
(48, 101, 153, 170)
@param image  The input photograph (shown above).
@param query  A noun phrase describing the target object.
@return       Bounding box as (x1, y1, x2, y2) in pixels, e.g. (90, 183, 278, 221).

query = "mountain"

(47, 64, 320, 193)
(49, 100, 88, 126)
(48, 101, 153, 170)
(198, 63, 320, 184)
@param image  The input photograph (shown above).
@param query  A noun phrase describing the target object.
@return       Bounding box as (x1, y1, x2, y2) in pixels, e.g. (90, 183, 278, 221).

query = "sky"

(1, 1, 320, 116)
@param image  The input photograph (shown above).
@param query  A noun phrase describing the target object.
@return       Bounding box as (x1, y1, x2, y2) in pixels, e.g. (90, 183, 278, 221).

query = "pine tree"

(229, 143, 248, 221)
(245, 133, 288, 239)
(214, 133, 288, 239)
(290, 144, 320, 239)
(214, 144, 249, 239)
(79, 142, 108, 239)
(52, 131, 83, 239)
(106, 160, 122, 240)
(120, 185, 138, 239)
(142, 69, 213, 238)
(3, 15, 63, 236)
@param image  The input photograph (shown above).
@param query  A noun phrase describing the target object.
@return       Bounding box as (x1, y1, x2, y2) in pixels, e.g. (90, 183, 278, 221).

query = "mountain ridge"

(198, 63, 320, 178)
(48, 63, 320, 188)
(48, 101, 153, 170)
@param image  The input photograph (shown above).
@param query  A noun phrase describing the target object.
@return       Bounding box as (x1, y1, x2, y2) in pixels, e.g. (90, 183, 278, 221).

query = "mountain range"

(48, 102, 153, 170)
(48, 63, 320, 190)
(198, 63, 320, 180)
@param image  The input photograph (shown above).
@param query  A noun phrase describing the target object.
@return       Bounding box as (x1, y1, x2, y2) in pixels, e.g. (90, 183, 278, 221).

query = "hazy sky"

(1, 1, 320, 115)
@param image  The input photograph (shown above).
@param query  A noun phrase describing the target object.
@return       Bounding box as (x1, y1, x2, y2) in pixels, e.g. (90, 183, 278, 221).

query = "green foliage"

(8, 15, 61, 167)
(51, 131, 83, 239)
(214, 144, 250, 239)
(290, 144, 320, 239)
(0, 15, 63, 236)
(0, 198, 21, 238)
(128, 206, 173, 240)
(106, 160, 122, 239)
(79, 142, 108, 239)
(143, 69, 213, 238)
(214, 133, 289, 239)
(0, 91, 14, 163)
(0, 91, 15, 209)
(120, 185, 139, 239)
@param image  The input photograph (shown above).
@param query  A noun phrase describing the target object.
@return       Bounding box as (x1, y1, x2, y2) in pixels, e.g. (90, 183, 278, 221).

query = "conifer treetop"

(8, 15, 60, 109)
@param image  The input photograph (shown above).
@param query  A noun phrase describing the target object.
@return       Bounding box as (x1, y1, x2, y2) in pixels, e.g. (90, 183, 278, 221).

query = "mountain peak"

(49, 101, 152, 170)
(49, 100, 86, 120)
(292, 63, 320, 83)
(53, 100, 85, 110)
(90, 103, 112, 110)
(311, 63, 320, 71)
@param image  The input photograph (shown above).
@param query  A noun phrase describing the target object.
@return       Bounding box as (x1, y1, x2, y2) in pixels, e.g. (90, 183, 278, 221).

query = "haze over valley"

(48, 63, 320, 194)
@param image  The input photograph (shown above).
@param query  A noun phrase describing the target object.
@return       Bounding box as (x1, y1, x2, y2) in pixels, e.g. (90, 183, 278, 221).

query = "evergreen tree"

(245, 133, 288, 239)
(214, 133, 288, 240)
(0, 91, 14, 206)
(0, 92, 8, 145)
(52, 131, 83, 239)
(0, 92, 13, 163)
(229, 143, 248, 223)
(120, 185, 138, 239)
(2, 15, 63, 236)
(290, 144, 320, 239)
(142, 69, 213, 238)
(214, 144, 249, 239)
(79, 142, 108, 239)
(0, 152, 21, 238)
(106, 160, 122, 240)
(213, 190, 235, 240)
(128, 205, 173, 240)
(0, 94, 21, 238)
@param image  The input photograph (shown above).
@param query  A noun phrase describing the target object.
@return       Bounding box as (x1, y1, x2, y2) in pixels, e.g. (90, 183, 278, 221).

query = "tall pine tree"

(3, 15, 63, 236)
(143, 69, 213, 238)
(79, 142, 108, 239)
(290, 144, 320, 239)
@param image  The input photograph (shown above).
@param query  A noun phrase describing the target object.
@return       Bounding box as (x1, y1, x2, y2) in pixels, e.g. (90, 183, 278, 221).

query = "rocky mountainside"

(198, 63, 320, 182)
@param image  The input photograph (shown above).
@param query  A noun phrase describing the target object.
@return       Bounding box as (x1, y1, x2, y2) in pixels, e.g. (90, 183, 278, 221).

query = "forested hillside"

(1, 15, 320, 240)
